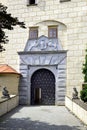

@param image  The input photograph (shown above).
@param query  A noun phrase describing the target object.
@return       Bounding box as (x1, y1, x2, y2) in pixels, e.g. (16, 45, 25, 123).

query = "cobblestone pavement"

(0, 106, 87, 130)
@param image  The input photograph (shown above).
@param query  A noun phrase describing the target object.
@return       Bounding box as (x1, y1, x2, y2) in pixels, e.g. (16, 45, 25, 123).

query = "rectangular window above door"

(29, 27, 38, 39)
(48, 26, 58, 38)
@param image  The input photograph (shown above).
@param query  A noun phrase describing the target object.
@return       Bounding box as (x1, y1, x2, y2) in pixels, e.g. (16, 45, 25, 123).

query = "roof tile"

(0, 64, 20, 75)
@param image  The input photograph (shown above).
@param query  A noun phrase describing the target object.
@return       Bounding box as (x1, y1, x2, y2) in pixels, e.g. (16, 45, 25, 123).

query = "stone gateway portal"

(19, 35, 67, 105)
(31, 69, 55, 105)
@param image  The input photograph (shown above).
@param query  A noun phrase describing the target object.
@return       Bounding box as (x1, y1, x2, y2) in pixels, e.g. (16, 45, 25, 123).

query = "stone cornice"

(18, 50, 67, 55)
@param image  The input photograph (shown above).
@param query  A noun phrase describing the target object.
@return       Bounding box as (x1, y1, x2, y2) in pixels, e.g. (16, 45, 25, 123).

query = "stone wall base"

(0, 95, 19, 116)
(65, 96, 87, 125)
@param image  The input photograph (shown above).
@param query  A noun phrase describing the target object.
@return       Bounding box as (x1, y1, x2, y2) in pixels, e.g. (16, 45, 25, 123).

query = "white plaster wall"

(0, 95, 19, 116)
(65, 96, 87, 125)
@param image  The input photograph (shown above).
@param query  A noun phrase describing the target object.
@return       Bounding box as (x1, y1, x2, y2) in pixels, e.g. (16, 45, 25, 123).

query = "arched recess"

(31, 68, 55, 105)
(35, 19, 67, 29)
(34, 19, 67, 49)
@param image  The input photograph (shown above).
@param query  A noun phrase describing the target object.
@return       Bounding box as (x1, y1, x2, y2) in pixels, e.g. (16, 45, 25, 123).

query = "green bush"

(82, 49, 87, 82)
(82, 83, 87, 90)
(80, 89, 87, 102)
(80, 49, 87, 102)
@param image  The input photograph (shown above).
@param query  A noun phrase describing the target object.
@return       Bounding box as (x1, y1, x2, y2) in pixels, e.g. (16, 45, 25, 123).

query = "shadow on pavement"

(0, 106, 84, 130)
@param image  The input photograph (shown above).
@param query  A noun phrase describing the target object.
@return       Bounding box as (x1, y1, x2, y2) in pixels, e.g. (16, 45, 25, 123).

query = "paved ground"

(0, 106, 87, 130)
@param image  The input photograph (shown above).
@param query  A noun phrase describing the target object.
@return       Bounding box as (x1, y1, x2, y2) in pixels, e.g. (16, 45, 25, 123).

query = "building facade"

(0, 0, 87, 105)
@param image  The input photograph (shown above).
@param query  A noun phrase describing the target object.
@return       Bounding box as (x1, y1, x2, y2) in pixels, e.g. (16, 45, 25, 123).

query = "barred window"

(29, 27, 38, 39)
(48, 26, 57, 38)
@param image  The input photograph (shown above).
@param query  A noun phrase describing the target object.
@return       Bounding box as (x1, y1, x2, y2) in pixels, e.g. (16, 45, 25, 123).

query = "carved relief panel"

(25, 35, 63, 51)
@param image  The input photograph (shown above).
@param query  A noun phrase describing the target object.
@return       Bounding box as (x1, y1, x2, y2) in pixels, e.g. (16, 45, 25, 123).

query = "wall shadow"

(0, 106, 84, 130)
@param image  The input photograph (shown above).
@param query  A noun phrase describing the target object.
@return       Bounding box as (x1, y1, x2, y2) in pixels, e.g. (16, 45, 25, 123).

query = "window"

(60, 0, 71, 3)
(29, 27, 38, 39)
(27, 0, 37, 5)
(48, 26, 57, 38)
(30, 0, 35, 5)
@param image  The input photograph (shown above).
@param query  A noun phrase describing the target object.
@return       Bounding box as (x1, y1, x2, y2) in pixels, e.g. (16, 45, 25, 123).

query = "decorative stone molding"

(19, 52, 66, 65)
(24, 35, 63, 52)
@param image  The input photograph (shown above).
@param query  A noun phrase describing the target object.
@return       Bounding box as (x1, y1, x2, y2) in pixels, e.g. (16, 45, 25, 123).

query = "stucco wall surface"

(0, 74, 20, 95)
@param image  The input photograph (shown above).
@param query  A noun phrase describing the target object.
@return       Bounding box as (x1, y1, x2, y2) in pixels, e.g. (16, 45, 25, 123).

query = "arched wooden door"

(31, 69, 55, 105)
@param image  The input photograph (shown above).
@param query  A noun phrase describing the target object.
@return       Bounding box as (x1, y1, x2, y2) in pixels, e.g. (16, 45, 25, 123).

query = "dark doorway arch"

(31, 69, 55, 105)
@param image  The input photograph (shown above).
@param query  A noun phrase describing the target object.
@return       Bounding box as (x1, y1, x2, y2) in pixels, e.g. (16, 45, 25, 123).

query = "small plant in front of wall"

(80, 49, 87, 102)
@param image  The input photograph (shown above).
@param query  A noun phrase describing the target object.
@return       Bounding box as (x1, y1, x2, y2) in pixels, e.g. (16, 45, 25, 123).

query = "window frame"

(29, 27, 38, 40)
(48, 26, 58, 39)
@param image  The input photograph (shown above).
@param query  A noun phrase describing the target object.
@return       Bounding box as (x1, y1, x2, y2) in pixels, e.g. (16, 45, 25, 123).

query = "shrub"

(80, 49, 87, 102)
(82, 49, 87, 82)
(80, 89, 87, 102)
(82, 83, 87, 90)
